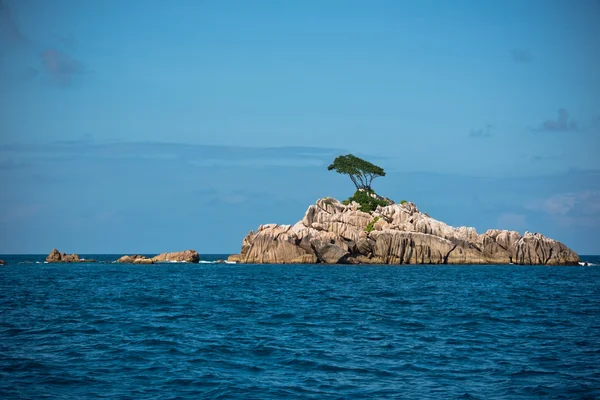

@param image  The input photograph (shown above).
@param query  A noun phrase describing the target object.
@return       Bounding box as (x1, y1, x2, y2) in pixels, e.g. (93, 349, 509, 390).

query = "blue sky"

(1, 0, 599, 254)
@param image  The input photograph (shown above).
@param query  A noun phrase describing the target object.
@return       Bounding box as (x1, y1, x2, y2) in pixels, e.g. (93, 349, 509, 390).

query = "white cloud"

(497, 213, 526, 230)
(528, 191, 600, 216)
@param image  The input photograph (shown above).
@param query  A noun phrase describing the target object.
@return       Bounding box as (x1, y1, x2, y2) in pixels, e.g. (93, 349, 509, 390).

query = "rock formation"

(116, 250, 199, 264)
(45, 248, 92, 263)
(0, 260, 5, 265)
(228, 198, 579, 265)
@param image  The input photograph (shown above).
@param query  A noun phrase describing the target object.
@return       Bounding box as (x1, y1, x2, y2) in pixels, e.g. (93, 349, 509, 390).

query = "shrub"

(400, 199, 407, 205)
(365, 216, 380, 233)
(344, 190, 389, 213)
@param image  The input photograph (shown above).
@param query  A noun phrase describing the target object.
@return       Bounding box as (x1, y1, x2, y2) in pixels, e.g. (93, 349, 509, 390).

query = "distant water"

(1, 255, 599, 399)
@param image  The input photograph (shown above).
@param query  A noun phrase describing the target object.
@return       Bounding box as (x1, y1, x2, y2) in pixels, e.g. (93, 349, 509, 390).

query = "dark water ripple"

(1, 255, 599, 399)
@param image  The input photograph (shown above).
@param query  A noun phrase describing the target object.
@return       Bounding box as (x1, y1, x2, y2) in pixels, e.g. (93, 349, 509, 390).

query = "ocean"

(1, 254, 599, 399)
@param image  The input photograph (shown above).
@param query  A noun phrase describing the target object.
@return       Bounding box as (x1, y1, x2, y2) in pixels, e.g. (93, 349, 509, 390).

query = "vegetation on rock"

(365, 216, 380, 233)
(342, 189, 390, 212)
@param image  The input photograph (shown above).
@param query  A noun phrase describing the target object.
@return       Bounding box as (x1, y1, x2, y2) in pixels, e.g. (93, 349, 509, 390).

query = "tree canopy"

(327, 154, 385, 191)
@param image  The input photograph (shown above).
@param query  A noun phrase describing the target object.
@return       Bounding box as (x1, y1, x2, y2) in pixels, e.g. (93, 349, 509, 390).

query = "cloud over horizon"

(526, 190, 600, 231)
(41, 49, 86, 86)
(535, 109, 581, 133)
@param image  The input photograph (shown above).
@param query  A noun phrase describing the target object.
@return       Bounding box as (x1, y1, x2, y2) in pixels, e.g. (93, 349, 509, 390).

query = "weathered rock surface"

(0, 260, 5, 265)
(116, 255, 150, 264)
(228, 198, 580, 265)
(45, 248, 92, 263)
(151, 250, 200, 263)
(116, 250, 199, 264)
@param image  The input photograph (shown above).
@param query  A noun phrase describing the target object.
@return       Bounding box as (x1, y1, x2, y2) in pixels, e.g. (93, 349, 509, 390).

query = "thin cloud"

(534, 108, 581, 133)
(497, 212, 527, 230)
(40, 49, 85, 86)
(527, 191, 600, 216)
(18, 66, 39, 81)
(51, 33, 77, 49)
(468, 124, 493, 138)
(0, 141, 349, 167)
(0, 159, 28, 171)
(511, 49, 533, 64)
(531, 154, 563, 162)
(0, 0, 30, 50)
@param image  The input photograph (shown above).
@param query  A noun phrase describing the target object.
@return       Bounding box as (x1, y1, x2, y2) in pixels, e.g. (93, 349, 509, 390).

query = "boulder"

(514, 232, 579, 265)
(151, 250, 199, 263)
(0, 260, 5, 265)
(228, 254, 242, 263)
(116, 255, 148, 263)
(46, 248, 83, 263)
(229, 198, 580, 265)
(133, 258, 154, 265)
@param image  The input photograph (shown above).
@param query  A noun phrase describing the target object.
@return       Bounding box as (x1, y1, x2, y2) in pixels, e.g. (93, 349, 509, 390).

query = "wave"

(579, 262, 598, 266)
(197, 260, 236, 264)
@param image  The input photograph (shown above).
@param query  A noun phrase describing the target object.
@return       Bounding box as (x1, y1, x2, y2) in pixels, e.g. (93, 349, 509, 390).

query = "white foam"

(225, 261, 236, 264)
(199, 260, 216, 264)
(579, 262, 598, 266)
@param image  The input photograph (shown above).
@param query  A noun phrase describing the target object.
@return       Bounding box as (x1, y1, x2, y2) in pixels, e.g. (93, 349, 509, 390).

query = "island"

(116, 250, 199, 264)
(228, 155, 579, 265)
(46, 248, 94, 263)
(45, 249, 199, 264)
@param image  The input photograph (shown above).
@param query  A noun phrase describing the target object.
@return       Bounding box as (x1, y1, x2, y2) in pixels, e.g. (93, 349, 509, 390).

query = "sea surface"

(1, 254, 599, 399)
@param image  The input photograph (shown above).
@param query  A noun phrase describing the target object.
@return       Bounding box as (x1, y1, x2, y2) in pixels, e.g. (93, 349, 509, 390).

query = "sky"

(0, 0, 599, 254)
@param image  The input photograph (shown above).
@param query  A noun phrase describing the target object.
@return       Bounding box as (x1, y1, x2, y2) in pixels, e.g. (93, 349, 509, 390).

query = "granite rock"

(229, 198, 579, 265)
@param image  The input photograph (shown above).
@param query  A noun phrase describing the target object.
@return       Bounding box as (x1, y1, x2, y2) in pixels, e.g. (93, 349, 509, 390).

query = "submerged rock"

(0, 260, 5, 265)
(228, 198, 580, 265)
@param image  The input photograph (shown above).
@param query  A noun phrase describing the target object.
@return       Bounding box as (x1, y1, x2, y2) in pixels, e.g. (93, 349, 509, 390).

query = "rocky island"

(228, 154, 579, 266)
(44, 249, 199, 264)
(46, 248, 94, 263)
(228, 197, 579, 265)
(116, 250, 199, 264)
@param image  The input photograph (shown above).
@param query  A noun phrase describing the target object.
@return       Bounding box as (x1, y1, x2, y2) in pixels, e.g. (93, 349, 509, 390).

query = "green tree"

(327, 154, 385, 191)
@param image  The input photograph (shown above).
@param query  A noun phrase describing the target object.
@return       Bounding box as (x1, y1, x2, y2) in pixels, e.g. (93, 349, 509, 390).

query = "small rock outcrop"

(228, 198, 580, 265)
(151, 250, 200, 263)
(116, 250, 199, 264)
(46, 248, 87, 263)
(116, 255, 150, 264)
(0, 260, 6, 265)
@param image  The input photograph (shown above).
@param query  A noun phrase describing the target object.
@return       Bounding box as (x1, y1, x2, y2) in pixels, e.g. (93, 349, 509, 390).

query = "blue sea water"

(1, 254, 599, 399)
